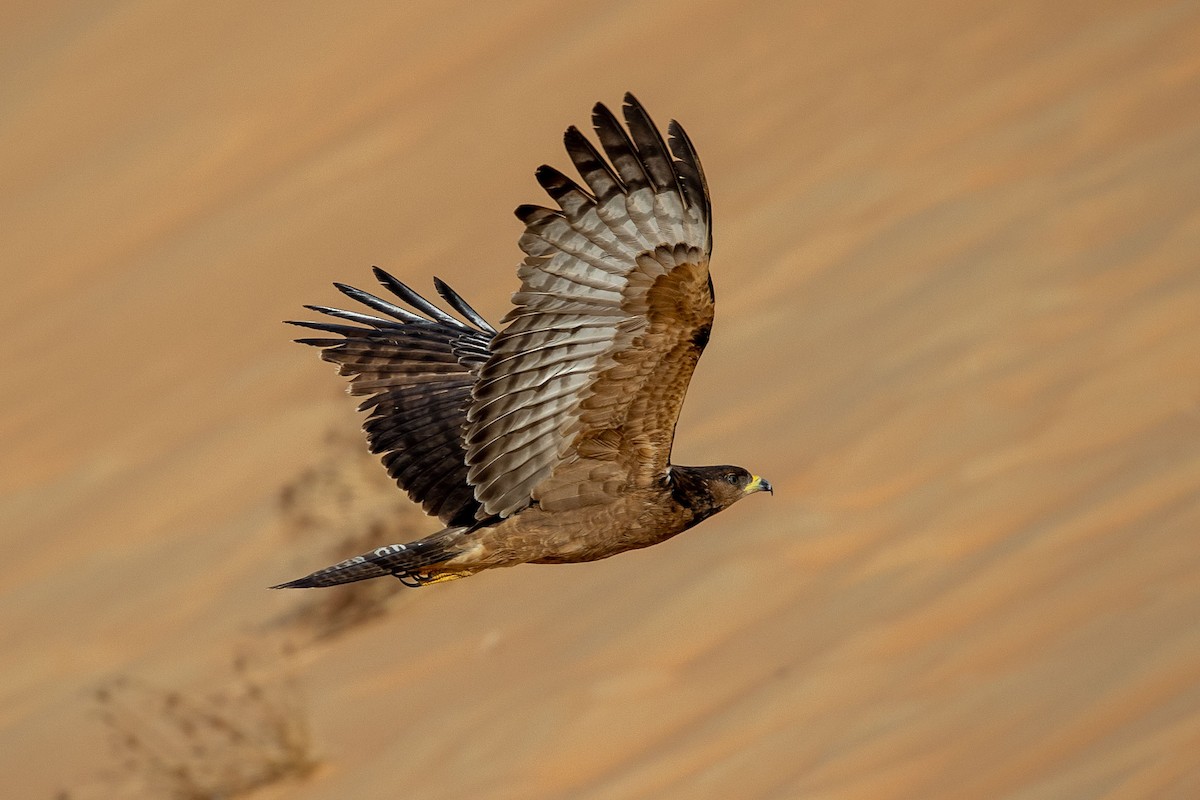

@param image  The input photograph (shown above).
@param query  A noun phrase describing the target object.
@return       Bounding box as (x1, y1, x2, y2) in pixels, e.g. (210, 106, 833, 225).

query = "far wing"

(291, 269, 497, 526)
(465, 94, 714, 518)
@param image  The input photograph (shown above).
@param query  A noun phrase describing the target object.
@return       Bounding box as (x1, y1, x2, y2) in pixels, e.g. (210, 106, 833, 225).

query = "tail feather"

(272, 529, 463, 589)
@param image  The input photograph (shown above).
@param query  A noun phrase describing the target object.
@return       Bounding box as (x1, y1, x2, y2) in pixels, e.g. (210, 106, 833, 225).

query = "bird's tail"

(271, 528, 467, 589)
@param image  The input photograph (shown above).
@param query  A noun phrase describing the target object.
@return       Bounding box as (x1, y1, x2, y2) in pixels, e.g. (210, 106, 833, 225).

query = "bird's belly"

(526, 504, 691, 564)
(451, 494, 694, 569)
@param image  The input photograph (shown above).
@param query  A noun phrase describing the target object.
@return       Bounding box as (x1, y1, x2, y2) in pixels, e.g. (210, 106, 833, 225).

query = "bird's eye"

(725, 473, 740, 485)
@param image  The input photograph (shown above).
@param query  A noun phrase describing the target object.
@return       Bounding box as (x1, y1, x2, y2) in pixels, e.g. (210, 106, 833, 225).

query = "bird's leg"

(394, 571, 425, 588)
(418, 570, 474, 585)
(391, 568, 476, 587)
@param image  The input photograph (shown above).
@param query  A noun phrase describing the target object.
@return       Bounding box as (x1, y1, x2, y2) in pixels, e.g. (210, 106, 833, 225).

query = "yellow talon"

(420, 570, 475, 585)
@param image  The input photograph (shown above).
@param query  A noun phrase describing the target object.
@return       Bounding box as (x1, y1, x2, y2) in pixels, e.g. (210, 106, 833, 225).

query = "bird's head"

(670, 465, 773, 520)
(710, 466, 773, 507)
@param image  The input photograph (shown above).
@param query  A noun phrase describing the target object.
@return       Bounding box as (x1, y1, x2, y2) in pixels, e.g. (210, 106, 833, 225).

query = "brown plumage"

(274, 94, 771, 590)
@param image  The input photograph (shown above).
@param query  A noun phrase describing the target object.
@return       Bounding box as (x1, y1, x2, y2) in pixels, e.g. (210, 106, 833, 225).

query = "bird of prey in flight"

(274, 93, 771, 590)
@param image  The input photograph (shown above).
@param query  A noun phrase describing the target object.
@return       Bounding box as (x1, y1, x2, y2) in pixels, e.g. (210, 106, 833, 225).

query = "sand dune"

(3, 1, 1199, 797)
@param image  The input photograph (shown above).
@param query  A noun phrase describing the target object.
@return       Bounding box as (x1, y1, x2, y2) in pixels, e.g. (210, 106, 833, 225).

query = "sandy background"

(3, 1, 1199, 797)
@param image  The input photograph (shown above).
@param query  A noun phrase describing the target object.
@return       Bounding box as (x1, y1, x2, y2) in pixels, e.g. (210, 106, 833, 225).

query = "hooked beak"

(746, 475, 773, 495)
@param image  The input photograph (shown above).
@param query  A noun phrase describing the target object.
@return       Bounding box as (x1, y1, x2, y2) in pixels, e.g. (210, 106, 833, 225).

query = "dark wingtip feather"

(370, 267, 422, 312)
(371, 267, 461, 327)
(667, 120, 709, 203)
(285, 319, 368, 336)
(620, 93, 680, 196)
(591, 100, 650, 191)
(303, 304, 401, 329)
(535, 164, 592, 205)
(563, 125, 622, 202)
(433, 277, 497, 334)
(335, 281, 425, 323)
(286, 320, 345, 337)
(666, 118, 711, 249)
(515, 203, 554, 222)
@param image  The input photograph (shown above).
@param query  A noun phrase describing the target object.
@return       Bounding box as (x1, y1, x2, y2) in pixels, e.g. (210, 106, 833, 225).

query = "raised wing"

(465, 93, 714, 518)
(291, 268, 497, 526)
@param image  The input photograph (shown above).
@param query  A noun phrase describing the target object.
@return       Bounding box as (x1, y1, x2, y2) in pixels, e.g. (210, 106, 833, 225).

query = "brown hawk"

(275, 94, 771, 589)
